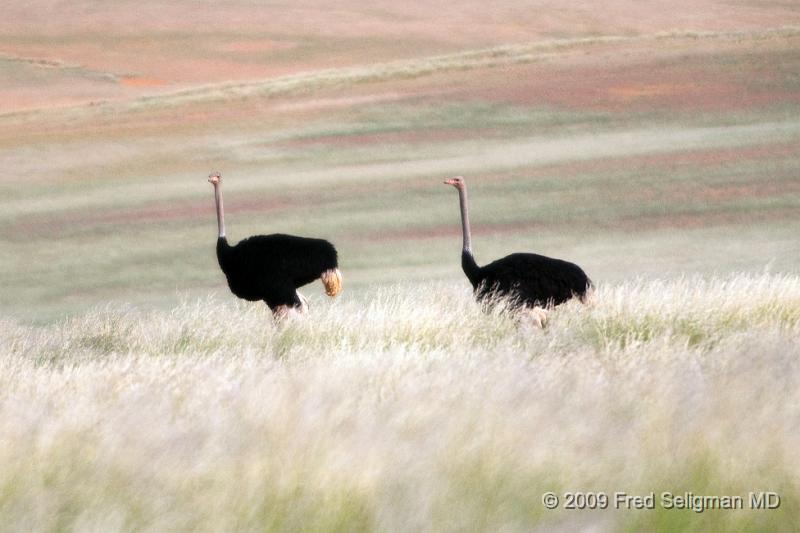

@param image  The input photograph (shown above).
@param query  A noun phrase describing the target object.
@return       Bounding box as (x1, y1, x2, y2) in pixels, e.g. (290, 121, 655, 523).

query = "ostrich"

(443, 176, 593, 325)
(207, 172, 342, 319)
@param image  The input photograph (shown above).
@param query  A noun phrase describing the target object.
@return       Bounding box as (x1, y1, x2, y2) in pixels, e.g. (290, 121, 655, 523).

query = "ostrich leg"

(270, 290, 308, 321)
(296, 292, 309, 313)
(519, 306, 549, 329)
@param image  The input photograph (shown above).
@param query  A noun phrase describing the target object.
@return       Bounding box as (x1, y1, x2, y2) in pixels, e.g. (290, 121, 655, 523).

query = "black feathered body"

(462, 250, 592, 309)
(217, 233, 338, 310)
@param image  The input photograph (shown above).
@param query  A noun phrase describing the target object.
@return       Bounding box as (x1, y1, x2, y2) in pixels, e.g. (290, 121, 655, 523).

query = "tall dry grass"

(1, 273, 799, 531)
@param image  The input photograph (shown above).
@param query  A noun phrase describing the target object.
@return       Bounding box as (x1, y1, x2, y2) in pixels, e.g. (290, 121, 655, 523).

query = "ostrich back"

(473, 252, 591, 308)
(217, 234, 338, 303)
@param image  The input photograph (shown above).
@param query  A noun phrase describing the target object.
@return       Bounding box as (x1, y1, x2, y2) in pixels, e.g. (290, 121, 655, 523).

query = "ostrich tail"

(321, 268, 343, 297)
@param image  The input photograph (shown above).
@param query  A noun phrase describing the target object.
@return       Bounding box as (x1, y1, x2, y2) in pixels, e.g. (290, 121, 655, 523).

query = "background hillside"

(2, 1, 799, 321)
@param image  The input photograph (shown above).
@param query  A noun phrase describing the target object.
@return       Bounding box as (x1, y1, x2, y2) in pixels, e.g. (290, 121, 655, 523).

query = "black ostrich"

(443, 176, 593, 324)
(208, 172, 342, 318)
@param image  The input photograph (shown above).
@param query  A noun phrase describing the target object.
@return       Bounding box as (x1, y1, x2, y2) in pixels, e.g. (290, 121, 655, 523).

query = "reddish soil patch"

(4, 194, 307, 241)
(520, 142, 800, 180)
(361, 221, 539, 242)
(119, 77, 168, 88)
(3, 1, 797, 50)
(619, 178, 800, 206)
(365, 204, 800, 244)
(278, 128, 476, 149)
(459, 43, 800, 113)
(678, 181, 800, 203)
(220, 40, 297, 54)
(611, 206, 800, 232)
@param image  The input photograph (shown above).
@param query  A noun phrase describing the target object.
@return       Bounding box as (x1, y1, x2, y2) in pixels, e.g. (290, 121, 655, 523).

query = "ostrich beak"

(443, 178, 456, 185)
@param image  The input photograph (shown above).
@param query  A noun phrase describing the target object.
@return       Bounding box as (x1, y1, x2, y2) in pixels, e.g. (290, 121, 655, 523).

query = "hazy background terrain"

(2, 0, 799, 321)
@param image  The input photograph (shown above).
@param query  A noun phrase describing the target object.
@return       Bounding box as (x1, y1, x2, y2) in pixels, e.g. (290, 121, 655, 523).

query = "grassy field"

(1, 1, 800, 531)
(2, 275, 799, 531)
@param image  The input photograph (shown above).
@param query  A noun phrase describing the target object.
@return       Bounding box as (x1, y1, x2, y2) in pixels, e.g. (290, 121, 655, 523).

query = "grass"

(1, 274, 799, 531)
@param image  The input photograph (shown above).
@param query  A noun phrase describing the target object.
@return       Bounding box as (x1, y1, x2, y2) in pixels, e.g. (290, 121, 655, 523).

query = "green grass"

(1, 274, 799, 531)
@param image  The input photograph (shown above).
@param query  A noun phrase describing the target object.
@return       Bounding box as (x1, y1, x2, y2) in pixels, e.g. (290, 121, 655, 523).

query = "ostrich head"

(209, 171, 225, 238)
(443, 176, 465, 189)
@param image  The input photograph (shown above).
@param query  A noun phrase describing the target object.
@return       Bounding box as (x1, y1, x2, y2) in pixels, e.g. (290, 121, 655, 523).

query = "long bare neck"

(213, 183, 226, 238)
(457, 185, 472, 254)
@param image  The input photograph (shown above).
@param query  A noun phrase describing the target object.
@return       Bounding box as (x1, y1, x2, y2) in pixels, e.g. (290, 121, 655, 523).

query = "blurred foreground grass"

(1, 274, 799, 531)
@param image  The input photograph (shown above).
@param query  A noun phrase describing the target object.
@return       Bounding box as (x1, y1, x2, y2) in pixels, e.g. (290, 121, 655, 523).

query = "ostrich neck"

(213, 183, 226, 238)
(457, 186, 472, 253)
(456, 185, 481, 287)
